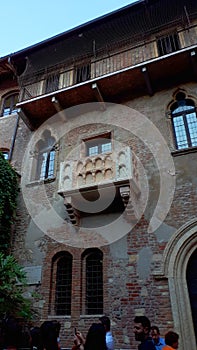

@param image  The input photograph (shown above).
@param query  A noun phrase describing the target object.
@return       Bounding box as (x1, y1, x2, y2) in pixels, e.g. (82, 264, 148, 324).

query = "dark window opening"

(1, 93, 19, 117)
(76, 63, 91, 84)
(85, 251, 103, 315)
(45, 73, 59, 93)
(157, 32, 180, 56)
(171, 94, 197, 150)
(55, 255, 72, 315)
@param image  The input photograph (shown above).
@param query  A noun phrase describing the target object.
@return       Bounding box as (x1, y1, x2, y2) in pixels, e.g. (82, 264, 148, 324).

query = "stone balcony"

(58, 146, 141, 225)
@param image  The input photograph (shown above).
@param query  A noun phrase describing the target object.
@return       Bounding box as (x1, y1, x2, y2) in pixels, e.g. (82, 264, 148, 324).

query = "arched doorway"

(162, 219, 197, 350)
(186, 248, 197, 342)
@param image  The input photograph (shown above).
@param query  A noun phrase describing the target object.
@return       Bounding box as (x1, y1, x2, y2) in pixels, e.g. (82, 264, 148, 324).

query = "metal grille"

(157, 32, 180, 56)
(86, 251, 103, 315)
(55, 256, 72, 315)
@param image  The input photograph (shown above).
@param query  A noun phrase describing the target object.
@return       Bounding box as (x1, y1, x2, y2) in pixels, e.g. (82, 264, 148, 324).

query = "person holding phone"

(72, 329, 85, 350)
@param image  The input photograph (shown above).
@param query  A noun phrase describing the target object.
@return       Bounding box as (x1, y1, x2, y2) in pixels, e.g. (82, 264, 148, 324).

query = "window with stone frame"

(170, 92, 197, 150)
(84, 132, 112, 157)
(82, 249, 103, 315)
(35, 131, 56, 181)
(1, 92, 19, 117)
(49, 252, 72, 316)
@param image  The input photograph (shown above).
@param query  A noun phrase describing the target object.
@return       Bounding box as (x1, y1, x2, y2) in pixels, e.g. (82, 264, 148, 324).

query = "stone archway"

(162, 219, 197, 350)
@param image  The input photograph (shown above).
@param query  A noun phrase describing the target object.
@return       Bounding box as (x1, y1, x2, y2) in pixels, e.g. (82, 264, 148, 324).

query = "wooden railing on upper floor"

(19, 25, 197, 102)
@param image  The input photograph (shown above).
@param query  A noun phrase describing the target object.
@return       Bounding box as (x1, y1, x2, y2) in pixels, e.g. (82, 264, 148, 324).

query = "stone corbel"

(119, 186, 138, 222)
(64, 196, 79, 225)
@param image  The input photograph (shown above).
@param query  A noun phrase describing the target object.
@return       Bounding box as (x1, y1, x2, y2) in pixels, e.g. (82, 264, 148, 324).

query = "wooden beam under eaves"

(17, 108, 35, 131)
(141, 66, 154, 96)
(51, 96, 67, 121)
(92, 83, 106, 110)
(190, 51, 197, 79)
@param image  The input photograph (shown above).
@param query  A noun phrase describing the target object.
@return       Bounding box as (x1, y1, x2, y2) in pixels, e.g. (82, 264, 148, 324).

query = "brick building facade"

(0, 1, 197, 349)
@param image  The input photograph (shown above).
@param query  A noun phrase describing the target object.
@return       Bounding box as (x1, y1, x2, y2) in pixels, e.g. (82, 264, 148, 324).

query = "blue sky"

(0, 0, 137, 57)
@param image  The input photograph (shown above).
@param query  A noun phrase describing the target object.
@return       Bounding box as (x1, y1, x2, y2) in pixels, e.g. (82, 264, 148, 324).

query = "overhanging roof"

(17, 46, 197, 129)
(10, 0, 197, 71)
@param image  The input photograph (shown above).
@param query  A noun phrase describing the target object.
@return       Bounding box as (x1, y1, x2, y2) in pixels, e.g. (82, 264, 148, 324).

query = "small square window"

(84, 133, 112, 157)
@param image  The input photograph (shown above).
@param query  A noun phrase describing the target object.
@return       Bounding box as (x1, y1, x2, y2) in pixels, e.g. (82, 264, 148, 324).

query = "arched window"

(170, 92, 197, 150)
(1, 93, 19, 117)
(35, 131, 56, 180)
(186, 249, 197, 342)
(82, 249, 103, 315)
(50, 252, 72, 316)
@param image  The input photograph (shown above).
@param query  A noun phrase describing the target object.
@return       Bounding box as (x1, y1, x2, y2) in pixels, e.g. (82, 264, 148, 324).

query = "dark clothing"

(138, 337, 156, 350)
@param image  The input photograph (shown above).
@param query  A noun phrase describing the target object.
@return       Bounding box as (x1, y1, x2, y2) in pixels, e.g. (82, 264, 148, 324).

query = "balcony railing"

(19, 26, 197, 103)
(57, 145, 142, 225)
(58, 146, 140, 195)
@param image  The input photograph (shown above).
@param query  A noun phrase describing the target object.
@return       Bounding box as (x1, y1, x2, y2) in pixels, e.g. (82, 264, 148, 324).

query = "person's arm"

(72, 332, 85, 350)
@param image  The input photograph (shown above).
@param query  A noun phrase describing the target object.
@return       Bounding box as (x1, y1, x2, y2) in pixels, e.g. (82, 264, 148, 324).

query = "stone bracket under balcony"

(64, 196, 79, 226)
(119, 186, 140, 223)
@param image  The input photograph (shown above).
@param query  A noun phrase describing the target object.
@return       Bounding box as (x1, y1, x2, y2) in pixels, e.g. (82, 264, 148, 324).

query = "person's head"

(151, 326, 160, 344)
(165, 331, 179, 349)
(99, 316, 111, 332)
(40, 321, 60, 350)
(84, 323, 107, 350)
(134, 316, 151, 342)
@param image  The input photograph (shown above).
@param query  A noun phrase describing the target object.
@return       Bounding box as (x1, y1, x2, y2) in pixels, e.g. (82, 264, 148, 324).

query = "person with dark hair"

(30, 326, 42, 350)
(151, 326, 165, 350)
(99, 316, 114, 350)
(84, 323, 107, 350)
(163, 331, 179, 350)
(40, 320, 61, 350)
(2, 316, 19, 350)
(134, 316, 156, 350)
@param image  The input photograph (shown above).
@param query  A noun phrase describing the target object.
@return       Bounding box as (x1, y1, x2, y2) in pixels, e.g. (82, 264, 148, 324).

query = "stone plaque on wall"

(23, 266, 42, 285)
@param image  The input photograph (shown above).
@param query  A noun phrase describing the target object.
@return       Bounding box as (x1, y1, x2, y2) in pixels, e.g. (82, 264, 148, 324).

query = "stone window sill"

(171, 146, 197, 157)
(26, 177, 56, 187)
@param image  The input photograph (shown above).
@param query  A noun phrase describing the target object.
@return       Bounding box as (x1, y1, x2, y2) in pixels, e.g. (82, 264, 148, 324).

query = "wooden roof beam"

(190, 50, 197, 79)
(141, 66, 154, 96)
(51, 96, 68, 121)
(92, 83, 106, 110)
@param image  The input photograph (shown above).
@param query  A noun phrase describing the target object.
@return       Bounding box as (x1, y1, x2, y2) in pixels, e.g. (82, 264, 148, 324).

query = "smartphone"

(74, 327, 77, 335)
